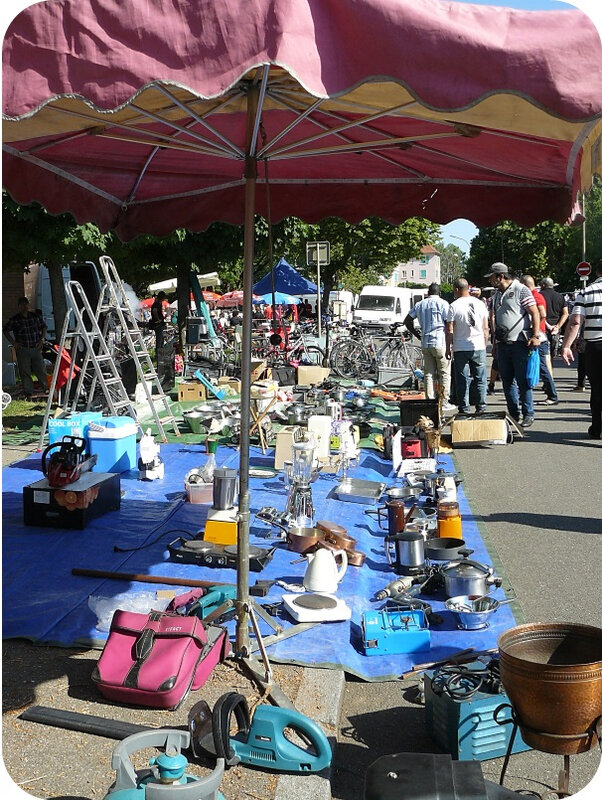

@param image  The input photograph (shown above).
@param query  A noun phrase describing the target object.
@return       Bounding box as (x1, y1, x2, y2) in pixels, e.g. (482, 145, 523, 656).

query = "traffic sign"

(306, 241, 330, 266)
(576, 261, 591, 277)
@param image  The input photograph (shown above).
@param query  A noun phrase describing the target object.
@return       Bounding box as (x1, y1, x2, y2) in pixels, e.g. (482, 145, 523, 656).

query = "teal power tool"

(188, 693, 332, 773)
(103, 729, 226, 800)
(189, 585, 237, 620)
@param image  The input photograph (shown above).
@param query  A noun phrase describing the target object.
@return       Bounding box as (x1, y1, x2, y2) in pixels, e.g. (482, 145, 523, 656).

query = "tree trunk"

(176, 264, 190, 348)
(47, 260, 68, 341)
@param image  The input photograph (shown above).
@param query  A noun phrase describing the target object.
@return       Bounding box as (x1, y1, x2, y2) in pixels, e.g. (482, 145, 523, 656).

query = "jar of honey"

(437, 500, 462, 539)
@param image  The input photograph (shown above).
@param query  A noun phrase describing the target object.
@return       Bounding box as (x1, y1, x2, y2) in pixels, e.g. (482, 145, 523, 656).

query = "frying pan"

(424, 537, 467, 561)
(383, 486, 422, 503)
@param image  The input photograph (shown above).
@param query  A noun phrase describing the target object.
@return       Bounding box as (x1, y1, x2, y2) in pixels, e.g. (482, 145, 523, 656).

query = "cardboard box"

(274, 425, 302, 469)
(177, 381, 206, 402)
(23, 472, 121, 529)
(296, 365, 330, 386)
(250, 359, 270, 383)
(451, 413, 508, 445)
(217, 376, 242, 394)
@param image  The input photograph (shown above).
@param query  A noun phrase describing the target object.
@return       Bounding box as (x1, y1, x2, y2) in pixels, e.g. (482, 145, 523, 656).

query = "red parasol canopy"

(202, 290, 222, 303)
(3, 0, 601, 235)
(216, 290, 260, 308)
(139, 297, 169, 308)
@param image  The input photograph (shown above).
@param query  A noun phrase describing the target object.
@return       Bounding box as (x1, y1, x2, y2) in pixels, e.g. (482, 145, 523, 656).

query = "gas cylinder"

(103, 730, 225, 800)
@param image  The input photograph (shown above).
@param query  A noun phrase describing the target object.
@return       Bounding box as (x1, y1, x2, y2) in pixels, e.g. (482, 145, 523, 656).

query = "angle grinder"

(41, 436, 97, 487)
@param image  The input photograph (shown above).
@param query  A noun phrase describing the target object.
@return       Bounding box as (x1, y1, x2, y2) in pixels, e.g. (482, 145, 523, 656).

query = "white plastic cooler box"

(87, 416, 138, 473)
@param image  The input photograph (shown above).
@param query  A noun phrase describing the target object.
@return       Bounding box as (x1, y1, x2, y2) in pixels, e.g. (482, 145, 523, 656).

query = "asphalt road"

(331, 359, 602, 800)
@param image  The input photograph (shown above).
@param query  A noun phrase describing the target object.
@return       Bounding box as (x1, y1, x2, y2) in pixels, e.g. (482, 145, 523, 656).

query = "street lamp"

(450, 234, 470, 251)
(447, 235, 470, 283)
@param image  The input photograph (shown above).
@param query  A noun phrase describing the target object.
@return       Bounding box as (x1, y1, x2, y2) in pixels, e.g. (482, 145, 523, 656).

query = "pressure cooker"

(440, 548, 501, 598)
(423, 468, 458, 498)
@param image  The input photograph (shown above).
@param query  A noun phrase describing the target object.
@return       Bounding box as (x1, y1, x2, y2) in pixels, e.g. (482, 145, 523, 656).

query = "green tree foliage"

(2, 192, 114, 333)
(252, 216, 439, 300)
(435, 242, 467, 285)
(4, 191, 439, 318)
(465, 177, 602, 291)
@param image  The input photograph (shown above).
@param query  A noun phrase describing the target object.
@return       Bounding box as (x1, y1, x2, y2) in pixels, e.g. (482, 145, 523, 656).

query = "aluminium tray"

(334, 478, 386, 504)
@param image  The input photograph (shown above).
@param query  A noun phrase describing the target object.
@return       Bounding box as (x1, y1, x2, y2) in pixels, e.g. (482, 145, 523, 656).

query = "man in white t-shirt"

(446, 277, 490, 415)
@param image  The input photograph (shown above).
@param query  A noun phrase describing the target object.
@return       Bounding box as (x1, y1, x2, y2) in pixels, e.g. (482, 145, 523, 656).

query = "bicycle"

(252, 325, 325, 367)
(330, 323, 421, 380)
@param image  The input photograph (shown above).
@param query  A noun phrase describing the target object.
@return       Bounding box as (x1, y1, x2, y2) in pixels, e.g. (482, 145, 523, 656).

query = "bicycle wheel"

(299, 345, 325, 366)
(333, 341, 373, 379)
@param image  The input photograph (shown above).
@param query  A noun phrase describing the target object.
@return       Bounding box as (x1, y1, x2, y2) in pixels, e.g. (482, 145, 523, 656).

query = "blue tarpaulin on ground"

(2, 444, 516, 680)
(252, 258, 317, 296)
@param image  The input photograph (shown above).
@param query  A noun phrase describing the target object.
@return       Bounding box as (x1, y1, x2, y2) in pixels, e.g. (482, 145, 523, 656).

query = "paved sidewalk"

(332, 364, 602, 800)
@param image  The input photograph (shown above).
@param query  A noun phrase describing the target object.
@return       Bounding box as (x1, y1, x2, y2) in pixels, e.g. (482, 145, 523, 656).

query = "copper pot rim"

(498, 622, 602, 670)
(286, 527, 325, 553)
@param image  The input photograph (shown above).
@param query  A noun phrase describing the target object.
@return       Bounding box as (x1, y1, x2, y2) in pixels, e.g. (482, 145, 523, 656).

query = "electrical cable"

(113, 528, 196, 553)
(112, 496, 188, 552)
(431, 659, 502, 701)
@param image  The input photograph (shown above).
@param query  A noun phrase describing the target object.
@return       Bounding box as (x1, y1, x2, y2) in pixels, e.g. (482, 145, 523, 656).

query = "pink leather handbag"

(92, 609, 230, 709)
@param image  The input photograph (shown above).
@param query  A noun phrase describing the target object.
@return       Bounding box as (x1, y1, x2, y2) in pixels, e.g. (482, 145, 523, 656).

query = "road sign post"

(306, 241, 330, 338)
(576, 261, 591, 289)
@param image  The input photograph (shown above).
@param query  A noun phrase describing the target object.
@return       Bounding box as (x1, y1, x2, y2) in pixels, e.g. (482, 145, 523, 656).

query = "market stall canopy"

(140, 297, 170, 308)
(253, 259, 318, 296)
(3, 0, 602, 237)
(253, 291, 301, 305)
(148, 273, 221, 292)
(216, 290, 261, 308)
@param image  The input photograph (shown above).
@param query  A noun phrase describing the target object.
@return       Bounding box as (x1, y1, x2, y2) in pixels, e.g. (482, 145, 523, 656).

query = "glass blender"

(286, 436, 316, 527)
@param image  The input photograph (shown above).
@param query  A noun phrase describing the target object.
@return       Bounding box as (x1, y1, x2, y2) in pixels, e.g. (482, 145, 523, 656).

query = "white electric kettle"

(303, 548, 348, 593)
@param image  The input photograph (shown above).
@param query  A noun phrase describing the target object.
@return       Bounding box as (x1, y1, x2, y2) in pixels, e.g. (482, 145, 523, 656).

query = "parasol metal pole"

(236, 87, 260, 655)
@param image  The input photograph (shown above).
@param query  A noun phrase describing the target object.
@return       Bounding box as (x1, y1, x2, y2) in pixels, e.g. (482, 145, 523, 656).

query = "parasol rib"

(2, 144, 122, 204)
(268, 90, 429, 179)
(154, 85, 245, 157)
(256, 96, 325, 159)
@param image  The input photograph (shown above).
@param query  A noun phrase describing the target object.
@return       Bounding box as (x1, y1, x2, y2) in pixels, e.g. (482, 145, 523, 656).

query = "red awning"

(3, 0, 601, 236)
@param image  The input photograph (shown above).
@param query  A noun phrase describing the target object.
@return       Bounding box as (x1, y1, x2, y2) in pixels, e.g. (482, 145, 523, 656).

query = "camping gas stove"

(168, 537, 275, 572)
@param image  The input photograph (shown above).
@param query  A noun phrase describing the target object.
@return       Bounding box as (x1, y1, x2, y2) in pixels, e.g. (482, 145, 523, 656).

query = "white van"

(353, 285, 427, 330)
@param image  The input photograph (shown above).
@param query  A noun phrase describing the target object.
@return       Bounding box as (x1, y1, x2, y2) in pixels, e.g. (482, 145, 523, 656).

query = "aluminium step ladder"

(96, 255, 180, 441)
(38, 281, 142, 449)
(38, 269, 179, 448)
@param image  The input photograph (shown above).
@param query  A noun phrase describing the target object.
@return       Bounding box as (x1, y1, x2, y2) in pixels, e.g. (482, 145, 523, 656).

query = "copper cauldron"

(498, 622, 602, 754)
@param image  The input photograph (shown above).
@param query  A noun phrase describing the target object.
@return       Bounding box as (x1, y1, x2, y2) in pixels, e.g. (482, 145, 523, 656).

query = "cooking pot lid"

(425, 470, 456, 480)
(443, 558, 490, 577)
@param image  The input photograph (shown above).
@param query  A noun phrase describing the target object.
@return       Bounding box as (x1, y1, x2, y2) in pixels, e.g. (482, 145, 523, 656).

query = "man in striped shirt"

(561, 260, 602, 440)
(486, 263, 541, 428)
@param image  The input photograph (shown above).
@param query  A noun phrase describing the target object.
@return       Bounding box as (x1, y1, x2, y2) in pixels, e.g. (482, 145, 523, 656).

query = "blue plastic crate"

(424, 664, 531, 761)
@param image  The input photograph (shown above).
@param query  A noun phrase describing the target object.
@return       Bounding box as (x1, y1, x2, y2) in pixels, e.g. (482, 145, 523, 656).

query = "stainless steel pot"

(329, 387, 347, 403)
(423, 468, 458, 498)
(384, 486, 422, 503)
(287, 404, 310, 425)
(440, 550, 497, 598)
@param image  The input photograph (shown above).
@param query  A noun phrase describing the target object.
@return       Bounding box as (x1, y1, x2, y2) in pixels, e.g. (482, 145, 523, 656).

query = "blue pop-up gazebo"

(253, 258, 317, 296)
